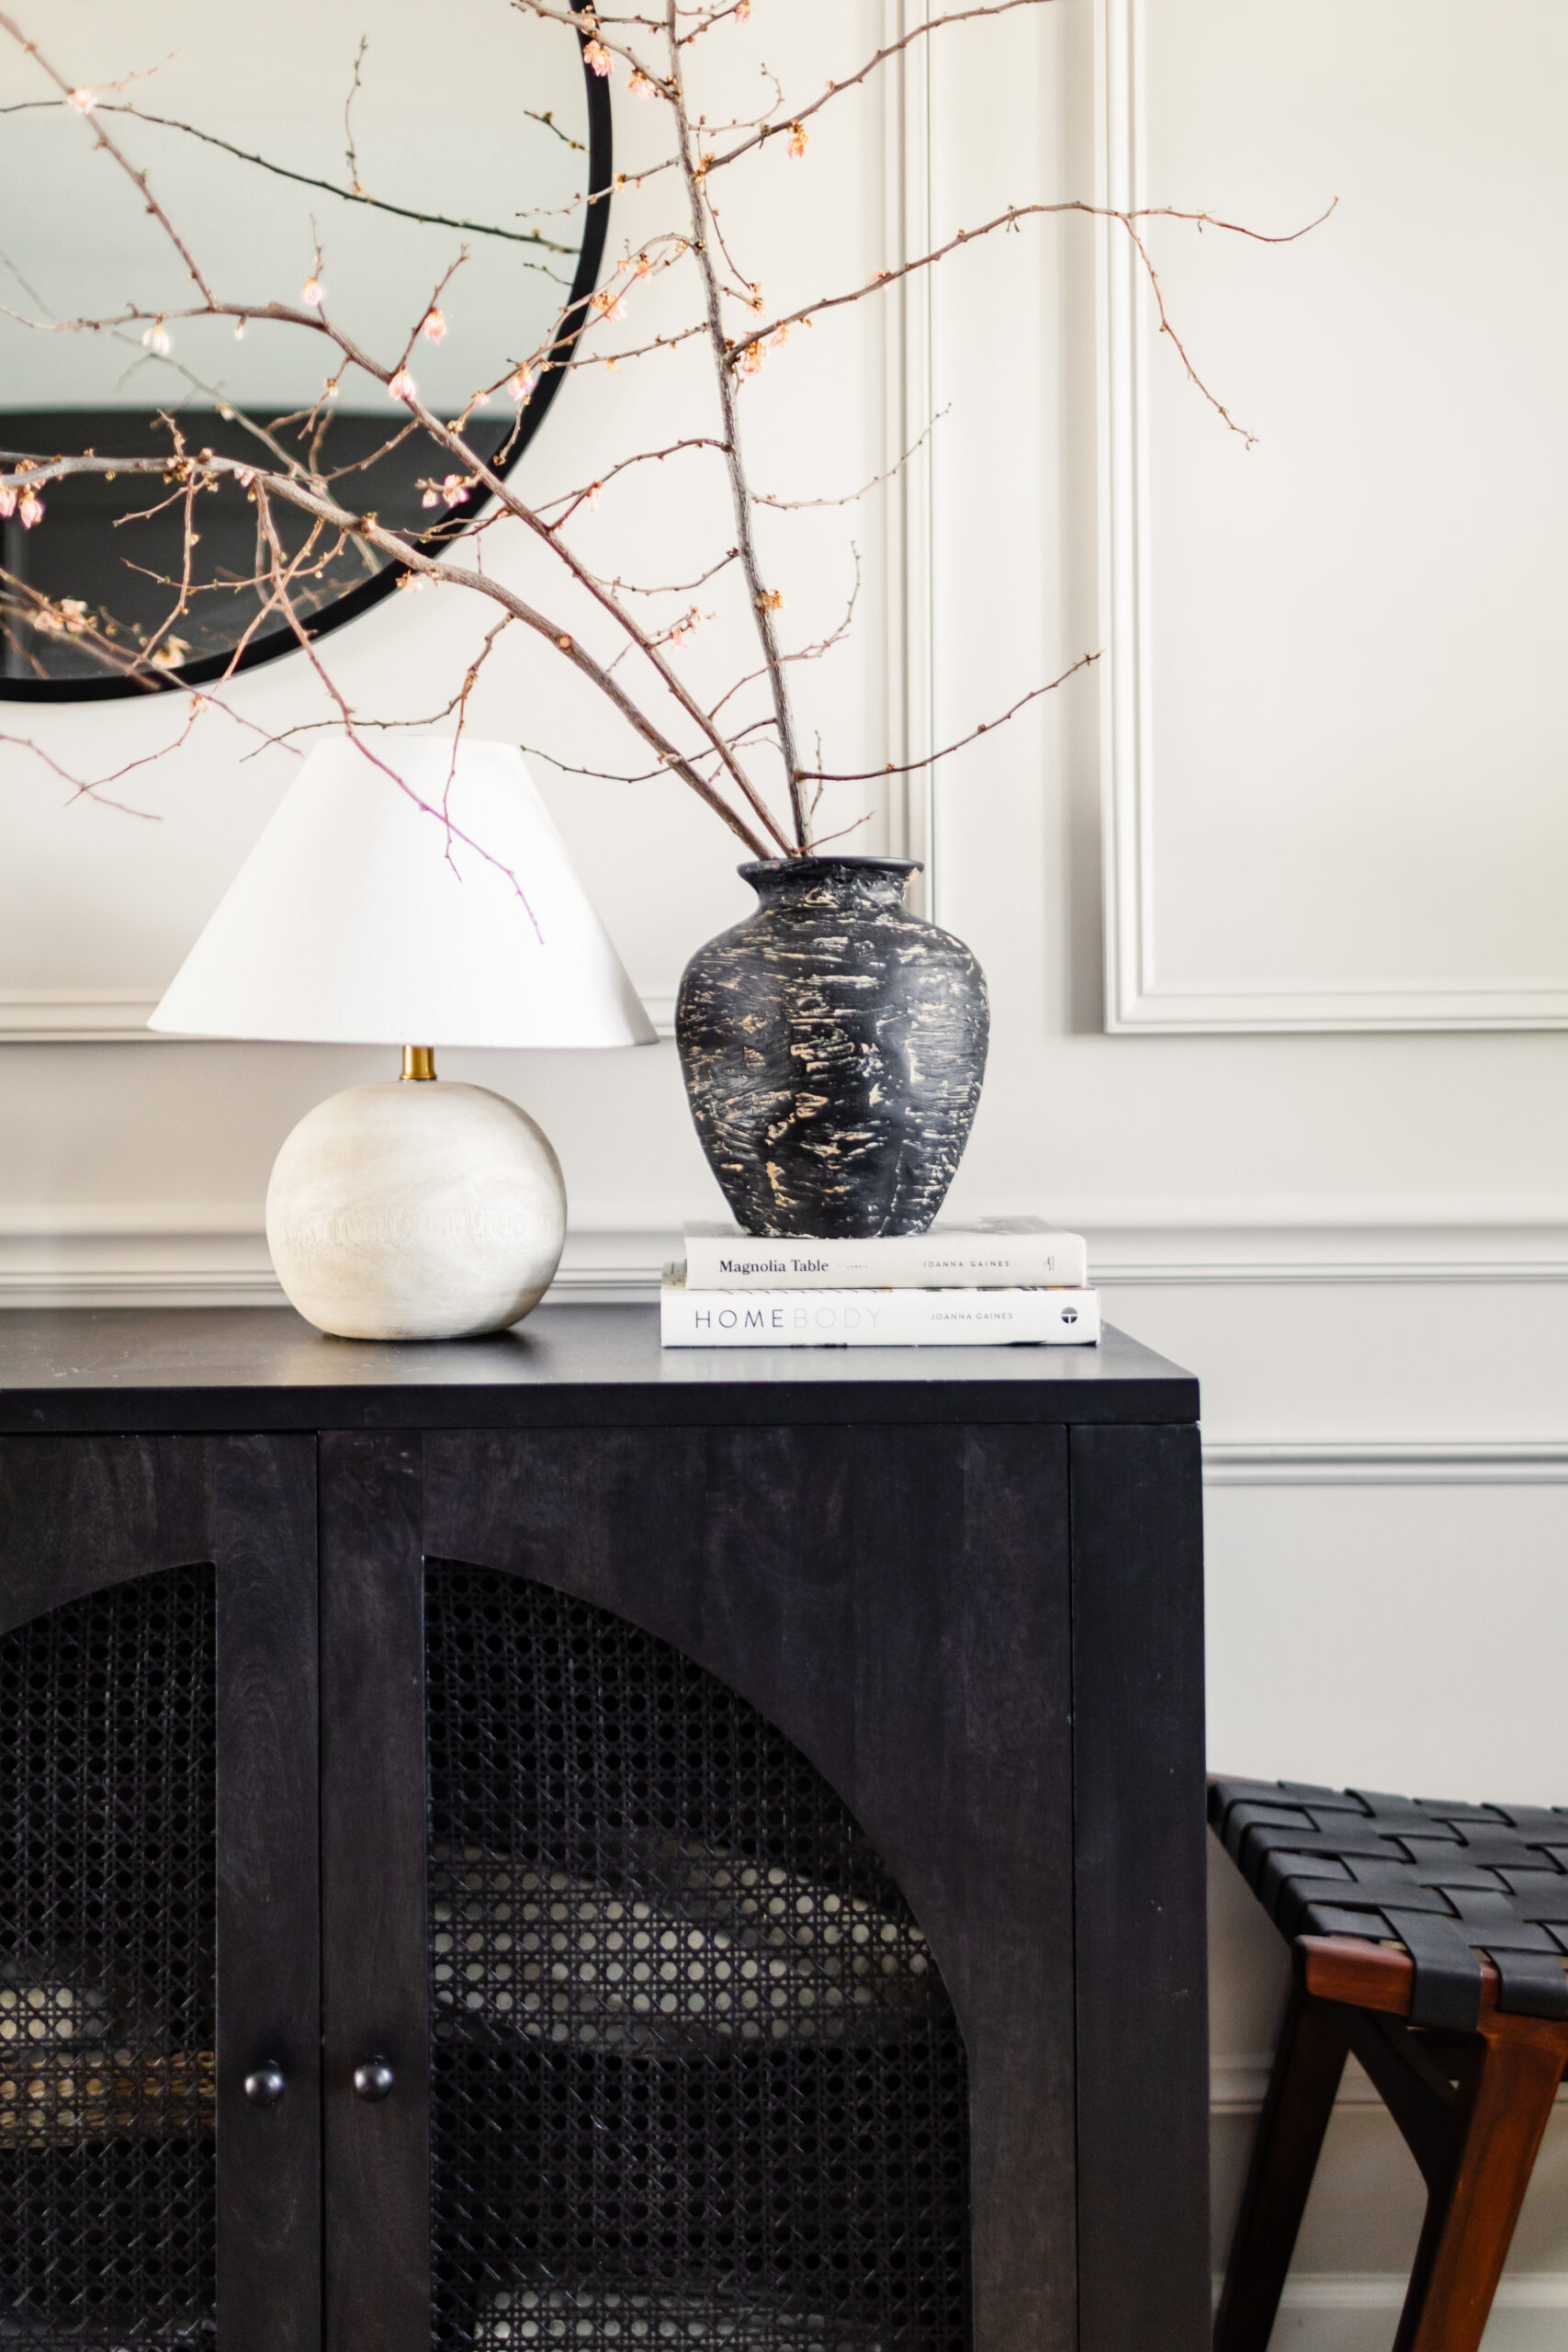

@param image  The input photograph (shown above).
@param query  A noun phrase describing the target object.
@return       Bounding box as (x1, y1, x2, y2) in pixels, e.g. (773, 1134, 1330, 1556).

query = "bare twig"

(0, 14, 219, 306)
(702, 1, 1063, 175)
(0, 723, 175, 816)
(83, 101, 578, 256)
(668, 0, 805, 843)
(756, 410, 950, 510)
(796, 651, 1101, 782)
(735, 201, 1337, 443)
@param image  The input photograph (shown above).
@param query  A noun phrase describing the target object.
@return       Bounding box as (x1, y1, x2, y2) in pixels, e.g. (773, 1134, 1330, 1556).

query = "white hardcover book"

(660, 1273, 1100, 1349)
(681, 1218, 1089, 1292)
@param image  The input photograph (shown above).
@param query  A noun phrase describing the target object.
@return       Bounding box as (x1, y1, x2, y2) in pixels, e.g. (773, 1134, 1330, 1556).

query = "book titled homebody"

(660, 1272, 1100, 1349)
(682, 1217, 1089, 1292)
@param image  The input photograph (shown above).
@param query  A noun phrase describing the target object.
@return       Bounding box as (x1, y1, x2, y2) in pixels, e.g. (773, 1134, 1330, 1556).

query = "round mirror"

(0, 2, 609, 695)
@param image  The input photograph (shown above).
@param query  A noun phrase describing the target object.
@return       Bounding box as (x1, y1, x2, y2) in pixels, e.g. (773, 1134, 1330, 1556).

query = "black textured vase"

(675, 856, 989, 1238)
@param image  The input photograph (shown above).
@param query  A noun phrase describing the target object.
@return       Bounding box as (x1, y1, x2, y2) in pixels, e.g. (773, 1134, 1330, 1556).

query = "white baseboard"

(1211, 2057, 1568, 2115)
(1211, 2274, 1568, 2351)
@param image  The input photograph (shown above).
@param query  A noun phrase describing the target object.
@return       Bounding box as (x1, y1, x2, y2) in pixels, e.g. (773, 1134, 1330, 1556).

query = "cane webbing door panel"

(424, 1560, 971, 2352)
(0, 1562, 216, 2347)
(0, 1435, 321, 2352)
(421, 1423, 1077, 2352)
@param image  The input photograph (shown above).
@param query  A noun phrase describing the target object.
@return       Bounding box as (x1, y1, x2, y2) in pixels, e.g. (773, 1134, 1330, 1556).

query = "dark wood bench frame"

(1216, 1934, 1568, 2352)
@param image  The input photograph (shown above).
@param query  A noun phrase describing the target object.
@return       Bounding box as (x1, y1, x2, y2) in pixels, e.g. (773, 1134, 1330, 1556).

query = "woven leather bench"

(1210, 1776, 1568, 2352)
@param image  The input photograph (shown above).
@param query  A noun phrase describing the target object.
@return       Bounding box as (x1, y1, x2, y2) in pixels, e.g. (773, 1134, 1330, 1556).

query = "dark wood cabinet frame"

(0, 1306, 1208, 2352)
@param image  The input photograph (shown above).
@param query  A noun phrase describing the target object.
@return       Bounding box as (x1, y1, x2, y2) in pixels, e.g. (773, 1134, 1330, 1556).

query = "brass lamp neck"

(400, 1046, 437, 1082)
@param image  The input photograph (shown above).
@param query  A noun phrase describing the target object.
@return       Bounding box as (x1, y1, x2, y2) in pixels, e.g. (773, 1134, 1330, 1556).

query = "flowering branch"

(0, 0, 1327, 867)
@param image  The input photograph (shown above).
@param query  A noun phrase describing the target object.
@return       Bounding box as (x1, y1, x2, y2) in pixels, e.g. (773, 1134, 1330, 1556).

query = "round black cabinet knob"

(353, 2057, 396, 2102)
(243, 2063, 287, 2108)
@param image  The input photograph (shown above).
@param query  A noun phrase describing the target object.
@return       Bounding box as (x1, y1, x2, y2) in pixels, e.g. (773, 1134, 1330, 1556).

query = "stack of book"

(660, 1218, 1098, 1349)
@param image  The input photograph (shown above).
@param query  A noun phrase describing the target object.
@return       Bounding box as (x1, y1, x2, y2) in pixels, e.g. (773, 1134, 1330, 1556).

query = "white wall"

(3, 4, 1567, 2336)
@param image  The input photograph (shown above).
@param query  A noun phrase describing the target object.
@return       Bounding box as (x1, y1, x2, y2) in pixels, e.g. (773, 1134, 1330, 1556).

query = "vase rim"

(738, 854, 924, 880)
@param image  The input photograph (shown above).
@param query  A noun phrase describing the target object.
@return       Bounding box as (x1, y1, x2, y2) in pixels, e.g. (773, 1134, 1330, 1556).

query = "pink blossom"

(422, 487, 441, 509)
(591, 288, 626, 322)
(150, 636, 190, 669)
(0, 485, 15, 520)
(300, 277, 323, 308)
(35, 602, 88, 639)
(585, 481, 602, 512)
(422, 307, 446, 344)
(441, 474, 471, 506)
(66, 87, 95, 112)
(18, 490, 44, 528)
(787, 121, 808, 159)
(583, 39, 613, 75)
(508, 365, 541, 403)
(388, 368, 417, 402)
(141, 320, 172, 356)
(635, 253, 652, 278)
(735, 1, 751, 17)
(627, 70, 655, 99)
(738, 340, 764, 375)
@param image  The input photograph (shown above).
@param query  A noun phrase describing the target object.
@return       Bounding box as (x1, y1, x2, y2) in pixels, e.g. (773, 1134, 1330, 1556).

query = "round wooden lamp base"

(265, 1078, 567, 1340)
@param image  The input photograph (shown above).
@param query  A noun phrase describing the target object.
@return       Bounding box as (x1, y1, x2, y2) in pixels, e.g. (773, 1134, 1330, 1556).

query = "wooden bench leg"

(1394, 2017, 1566, 2352)
(1214, 1984, 1349, 2352)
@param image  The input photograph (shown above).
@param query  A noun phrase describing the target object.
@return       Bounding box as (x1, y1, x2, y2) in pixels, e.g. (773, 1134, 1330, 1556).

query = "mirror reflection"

(0, 1, 603, 690)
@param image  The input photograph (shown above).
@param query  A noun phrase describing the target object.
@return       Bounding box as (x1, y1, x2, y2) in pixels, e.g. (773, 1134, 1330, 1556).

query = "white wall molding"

(1022, 1196, 1568, 1286)
(1204, 1441, 1568, 1487)
(1090, 1226, 1568, 1285)
(3, 1203, 1565, 1309)
(882, 0, 938, 910)
(1094, 0, 1568, 1035)
(0, 1221, 680, 1311)
(0, 990, 165, 1043)
(0, 988, 680, 1046)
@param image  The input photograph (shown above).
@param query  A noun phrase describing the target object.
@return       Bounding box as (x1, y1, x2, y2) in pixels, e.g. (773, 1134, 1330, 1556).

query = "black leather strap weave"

(1209, 1778, 1568, 2032)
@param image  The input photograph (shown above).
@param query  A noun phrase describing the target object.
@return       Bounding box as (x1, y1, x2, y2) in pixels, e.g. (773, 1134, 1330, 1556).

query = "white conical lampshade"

(150, 735, 657, 1048)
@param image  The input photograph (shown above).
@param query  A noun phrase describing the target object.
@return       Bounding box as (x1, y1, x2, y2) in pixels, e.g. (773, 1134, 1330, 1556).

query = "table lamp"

(150, 735, 656, 1340)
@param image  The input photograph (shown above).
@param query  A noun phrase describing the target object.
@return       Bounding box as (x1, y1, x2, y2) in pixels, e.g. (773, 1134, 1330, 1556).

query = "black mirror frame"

(0, 38, 612, 706)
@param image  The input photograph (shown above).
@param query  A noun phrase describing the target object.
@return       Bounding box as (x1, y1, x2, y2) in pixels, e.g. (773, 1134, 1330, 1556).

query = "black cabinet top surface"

(0, 1305, 1199, 1433)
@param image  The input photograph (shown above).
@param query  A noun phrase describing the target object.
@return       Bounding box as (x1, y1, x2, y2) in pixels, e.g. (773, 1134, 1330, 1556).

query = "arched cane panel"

(0, 1563, 217, 2347)
(424, 1562, 971, 2352)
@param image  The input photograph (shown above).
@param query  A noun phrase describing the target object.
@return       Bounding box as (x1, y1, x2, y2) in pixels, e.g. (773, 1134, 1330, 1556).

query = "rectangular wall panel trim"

(1094, 0, 1568, 1034)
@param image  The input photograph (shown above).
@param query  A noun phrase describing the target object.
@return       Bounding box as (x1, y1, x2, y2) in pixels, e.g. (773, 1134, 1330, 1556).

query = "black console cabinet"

(0, 1306, 1205, 2352)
